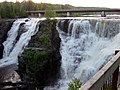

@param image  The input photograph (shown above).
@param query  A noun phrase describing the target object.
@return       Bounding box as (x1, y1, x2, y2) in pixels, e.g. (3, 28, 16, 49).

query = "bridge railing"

(26, 9, 120, 17)
(79, 50, 120, 90)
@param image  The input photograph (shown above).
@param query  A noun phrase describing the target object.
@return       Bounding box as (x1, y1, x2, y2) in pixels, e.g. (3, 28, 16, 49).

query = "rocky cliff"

(18, 19, 61, 89)
(0, 19, 14, 59)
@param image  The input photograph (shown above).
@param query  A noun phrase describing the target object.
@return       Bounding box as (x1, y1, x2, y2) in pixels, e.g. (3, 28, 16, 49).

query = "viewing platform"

(79, 50, 120, 90)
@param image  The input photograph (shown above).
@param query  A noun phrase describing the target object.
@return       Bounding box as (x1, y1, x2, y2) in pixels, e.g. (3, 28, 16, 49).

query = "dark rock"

(0, 45, 4, 59)
(0, 20, 15, 88)
(16, 23, 26, 41)
(18, 19, 61, 89)
(58, 19, 70, 33)
(0, 19, 14, 59)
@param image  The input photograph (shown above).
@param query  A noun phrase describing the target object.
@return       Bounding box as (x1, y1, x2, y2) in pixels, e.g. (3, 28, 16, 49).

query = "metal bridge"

(26, 9, 120, 17)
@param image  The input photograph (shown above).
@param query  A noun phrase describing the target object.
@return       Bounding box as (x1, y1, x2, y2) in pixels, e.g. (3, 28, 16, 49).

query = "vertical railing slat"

(112, 50, 120, 90)
(112, 67, 119, 90)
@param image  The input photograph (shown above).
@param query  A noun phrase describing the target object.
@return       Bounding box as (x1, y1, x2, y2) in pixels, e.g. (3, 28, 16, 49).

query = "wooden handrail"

(79, 50, 120, 90)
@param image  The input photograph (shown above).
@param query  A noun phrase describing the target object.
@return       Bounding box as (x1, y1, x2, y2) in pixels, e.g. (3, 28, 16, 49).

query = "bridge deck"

(26, 9, 120, 14)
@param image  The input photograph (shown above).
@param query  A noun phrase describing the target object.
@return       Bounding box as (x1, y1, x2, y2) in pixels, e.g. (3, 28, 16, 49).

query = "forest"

(0, 0, 110, 18)
(0, 0, 77, 18)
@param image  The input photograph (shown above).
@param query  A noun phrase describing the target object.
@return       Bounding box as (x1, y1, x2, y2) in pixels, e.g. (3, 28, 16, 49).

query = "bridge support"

(31, 13, 34, 17)
(67, 12, 71, 17)
(38, 13, 42, 17)
(101, 11, 106, 17)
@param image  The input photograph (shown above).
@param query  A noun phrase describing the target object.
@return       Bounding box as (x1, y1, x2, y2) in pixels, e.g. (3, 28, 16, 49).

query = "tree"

(68, 78, 82, 90)
(44, 10, 56, 18)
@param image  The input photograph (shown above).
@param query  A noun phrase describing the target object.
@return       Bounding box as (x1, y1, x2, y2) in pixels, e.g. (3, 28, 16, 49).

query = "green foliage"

(68, 78, 82, 90)
(0, 1, 72, 18)
(23, 49, 48, 74)
(44, 10, 56, 18)
(40, 20, 51, 32)
(0, 0, 105, 18)
(39, 35, 49, 45)
(0, 1, 27, 18)
(21, 49, 49, 88)
(24, 49, 47, 62)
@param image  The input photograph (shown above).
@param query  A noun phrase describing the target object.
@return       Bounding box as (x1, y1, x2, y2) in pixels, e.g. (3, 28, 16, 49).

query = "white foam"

(45, 19, 120, 90)
(0, 18, 40, 68)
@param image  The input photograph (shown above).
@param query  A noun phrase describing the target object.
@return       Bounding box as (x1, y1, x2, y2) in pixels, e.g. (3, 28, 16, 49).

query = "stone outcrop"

(0, 20, 15, 87)
(0, 19, 14, 59)
(58, 19, 69, 33)
(18, 19, 61, 89)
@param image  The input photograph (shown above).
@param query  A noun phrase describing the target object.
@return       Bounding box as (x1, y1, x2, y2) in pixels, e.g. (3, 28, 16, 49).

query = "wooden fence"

(79, 50, 120, 90)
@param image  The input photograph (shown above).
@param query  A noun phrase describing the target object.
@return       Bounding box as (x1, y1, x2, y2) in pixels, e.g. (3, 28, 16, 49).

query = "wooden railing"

(79, 50, 120, 90)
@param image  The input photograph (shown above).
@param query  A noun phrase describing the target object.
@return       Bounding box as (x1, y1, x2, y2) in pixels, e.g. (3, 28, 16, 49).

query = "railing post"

(38, 13, 41, 17)
(112, 50, 119, 90)
(112, 67, 119, 90)
(67, 12, 70, 17)
(101, 11, 106, 17)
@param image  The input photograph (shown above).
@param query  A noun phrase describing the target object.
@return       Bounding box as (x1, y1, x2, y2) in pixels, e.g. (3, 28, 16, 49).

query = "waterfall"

(44, 18, 120, 90)
(0, 18, 40, 68)
(2, 17, 120, 90)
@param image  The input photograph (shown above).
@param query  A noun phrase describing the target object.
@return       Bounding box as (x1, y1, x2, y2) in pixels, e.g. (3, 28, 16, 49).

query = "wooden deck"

(79, 50, 120, 90)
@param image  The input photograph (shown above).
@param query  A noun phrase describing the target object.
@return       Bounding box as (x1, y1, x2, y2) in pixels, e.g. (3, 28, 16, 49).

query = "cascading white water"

(2, 17, 120, 90)
(0, 18, 40, 68)
(44, 18, 120, 90)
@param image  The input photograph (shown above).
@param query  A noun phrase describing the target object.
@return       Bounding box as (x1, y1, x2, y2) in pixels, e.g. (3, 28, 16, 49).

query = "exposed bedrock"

(18, 19, 61, 89)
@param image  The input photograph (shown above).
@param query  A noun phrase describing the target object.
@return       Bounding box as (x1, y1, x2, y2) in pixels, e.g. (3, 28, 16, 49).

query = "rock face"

(18, 19, 61, 89)
(0, 19, 14, 86)
(58, 19, 69, 33)
(0, 19, 14, 59)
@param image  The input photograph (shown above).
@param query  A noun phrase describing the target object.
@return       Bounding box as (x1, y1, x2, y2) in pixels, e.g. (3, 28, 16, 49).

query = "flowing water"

(44, 18, 120, 90)
(0, 18, 40, 68)
(1, 17, 120, 90)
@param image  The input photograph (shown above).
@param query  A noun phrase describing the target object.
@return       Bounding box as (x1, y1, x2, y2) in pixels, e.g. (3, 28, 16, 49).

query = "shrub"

(68, 78, 82, 90)
(23, 49, 48, 74)
(38, 35, 49, 45)
(44, 10, 56, 18)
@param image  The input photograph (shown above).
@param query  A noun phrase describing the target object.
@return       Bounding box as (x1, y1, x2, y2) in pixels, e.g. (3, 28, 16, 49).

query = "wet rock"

(18, 19, 61, 89)
(0, 19, 14, 59)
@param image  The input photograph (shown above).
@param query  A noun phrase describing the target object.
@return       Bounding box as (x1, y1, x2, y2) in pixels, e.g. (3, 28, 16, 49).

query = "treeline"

(0, 0, 76, 18)
(0, 0, 110, 18)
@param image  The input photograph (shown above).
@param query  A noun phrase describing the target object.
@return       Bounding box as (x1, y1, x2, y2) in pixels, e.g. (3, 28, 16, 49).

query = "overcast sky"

(0, 0, 120, 8)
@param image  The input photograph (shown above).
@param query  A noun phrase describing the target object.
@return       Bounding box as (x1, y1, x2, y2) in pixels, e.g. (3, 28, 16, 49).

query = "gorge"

(0, 17, 120, 90)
